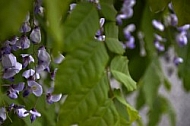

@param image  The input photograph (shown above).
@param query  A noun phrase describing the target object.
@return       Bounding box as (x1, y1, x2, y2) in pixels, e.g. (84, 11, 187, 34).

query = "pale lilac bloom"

(50, 68, 58, 80)
(53, 53, 65, 64)
(173, 57, 183, 66)
(22, 69, 40, 80)
(154, 40, 165, 51)
(123, 0, 136, 8)
(124, 36, 135, 49)
(9, 37, 19, 45)
(16, 108, 29, 118)
(2, 53, 22, 79)
(124, 24, 136, 33)
(30, 27, 41, 43)
(154, 34, 166, 42)
(177, 24, 190, 32)
(27, 81, 43, 97)
(69, 3, 77, 12)
(7, 82, 25, 99)
(167, 14, 178, 26)
(152, 20, 164, 31)
(0, 107, 6, 124)
(21, 54, 34, 68)
(16, 35, 30, 49)
(176, 31, 188, 46)
(36, 47, 51, 73)
(30, 108, 41, 123)
(20, 22, 31, 33)
(46, 88, 62, 104)
(116, 14, 127, 25)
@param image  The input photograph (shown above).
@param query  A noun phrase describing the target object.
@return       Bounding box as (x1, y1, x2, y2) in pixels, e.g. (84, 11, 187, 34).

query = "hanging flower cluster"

(0, 0, 63, 124)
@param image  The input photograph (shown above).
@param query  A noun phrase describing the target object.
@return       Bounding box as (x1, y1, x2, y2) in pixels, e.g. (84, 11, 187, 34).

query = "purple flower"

(21, 54, 34, 68)
(23, 81, 42, 97)
(152, 19, 164, 31)
(20, 22, 31, 33)
(173, 57, 183, 66)
(7, 82, 25, 99)
(16, 35, 30, 49)
(116, 14, 127, 25)
(50, 68, 58, 80)
(46, 88, 62, 104)
(124, 36, 135, 49)
(53, 53, 65, 64)
(154, 40, 165, 52)
(154, 34, 166, 42)
(29, 108, 41, 123)
(30, 27, 41, 43)
(36, 47, 51, 73)
(2, 53, 22, 79)
(167, 14, 178, 26)
(15, 108, 29, 118)
(22, 69, 40, 80)
(176, 32, 188, 46)
(177, 24, 190, 32)
(0, 107, 6, 124)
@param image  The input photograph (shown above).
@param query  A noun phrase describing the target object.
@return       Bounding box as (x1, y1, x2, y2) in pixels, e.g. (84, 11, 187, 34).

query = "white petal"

(16, 108, 29, 118)
(30, 110, 41, 117)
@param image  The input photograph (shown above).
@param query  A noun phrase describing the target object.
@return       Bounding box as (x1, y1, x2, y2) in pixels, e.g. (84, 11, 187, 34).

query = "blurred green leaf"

(44, 0, 66, 54)
(57, 74, 109, 125)
(110, 56, 136, 91)
(55, 40, 109, 94)
(105, 22, 124, 54)
(147, 0, 170, 13)
(172, 0, 190, 26)
(114, 89, 140, 124)
(141, 58, 162, 108)
(177, 42, 190, 91)
(99, 0, 117, 21)
(63, 2, 99, 52)
(0, 0, 32, 41)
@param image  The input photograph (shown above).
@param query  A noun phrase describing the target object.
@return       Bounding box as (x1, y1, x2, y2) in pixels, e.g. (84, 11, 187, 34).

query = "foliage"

(0, 0, 190, 126)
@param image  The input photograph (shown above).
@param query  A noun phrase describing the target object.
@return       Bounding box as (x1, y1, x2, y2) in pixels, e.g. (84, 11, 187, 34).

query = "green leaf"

(57, 74, 109, 125)
(105, 22, 125, 54)
(44, 0, 66, 53)
(172, 0, 190, 26)
(81, 99, 119, 126)
(114, 89, 140, 124)
(148, 0, 171, 13)
(141, 59, 162, 108)
(63, 2, 99, 52)
(99, 0, 117, 21)
(110, 56, 136, 91)
(177, 42, 190, 91)
(141, 5, 156, 58)
(0, 0, 32, 41)
(55, 40, 109, 94)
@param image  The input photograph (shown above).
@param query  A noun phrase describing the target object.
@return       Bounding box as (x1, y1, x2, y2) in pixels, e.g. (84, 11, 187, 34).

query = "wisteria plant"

(0, 0, 190, 126)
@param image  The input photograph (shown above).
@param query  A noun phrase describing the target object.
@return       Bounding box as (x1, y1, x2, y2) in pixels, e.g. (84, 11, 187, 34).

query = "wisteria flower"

(22, 69, 40, 80)
(21, 54, 34, 68)
(53, 53, 65, 64)
(176, 32, 188, 46)
(29, 108, 41, 123)
(36, 46, 51, 73)
(30, 27, 41, 43)
(0, 107, 6, 125)
(23, 81, 43, 97)
(15, 108, 29, 118)
(173, 57, 183, 66)
(7, 82, 25, 99)
(46, 88, 62, 104)
(16, 35, 30, 50)
(152, 19, 164, 31)
(2, 53, 22, 79)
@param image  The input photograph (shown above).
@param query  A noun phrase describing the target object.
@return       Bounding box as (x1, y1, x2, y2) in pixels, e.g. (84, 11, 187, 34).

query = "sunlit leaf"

(55, 40, 109, 94)
(63, 2, 99, 52)
(0, 0, 32, 41)
(105, 22, 125, 54)
(110, 56, 136, 91)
